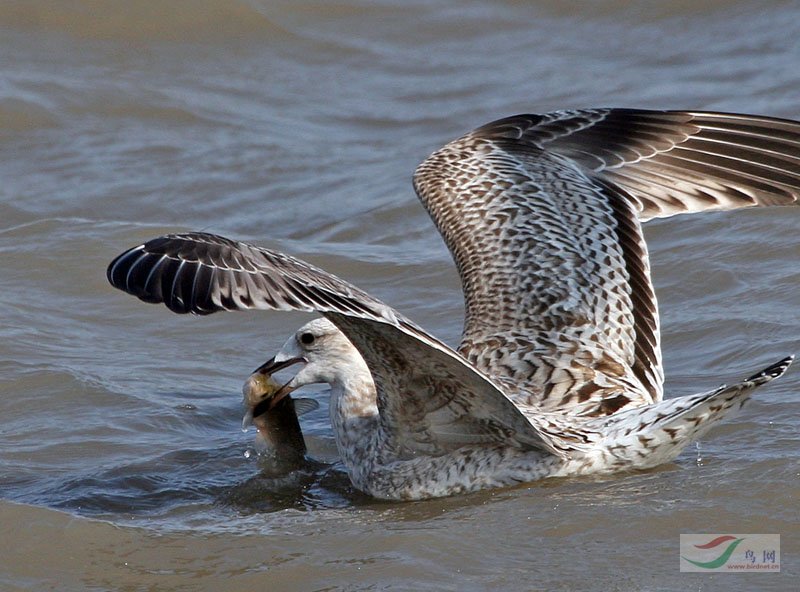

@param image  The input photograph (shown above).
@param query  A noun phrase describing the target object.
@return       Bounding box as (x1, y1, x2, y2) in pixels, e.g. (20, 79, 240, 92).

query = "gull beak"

(246, 355, 306, 422)
(254, 355, 306, 377)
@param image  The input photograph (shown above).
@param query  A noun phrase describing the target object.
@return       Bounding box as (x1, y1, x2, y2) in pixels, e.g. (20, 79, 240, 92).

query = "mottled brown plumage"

(107, 108, 798, 499)
(414, 110, 800, 416)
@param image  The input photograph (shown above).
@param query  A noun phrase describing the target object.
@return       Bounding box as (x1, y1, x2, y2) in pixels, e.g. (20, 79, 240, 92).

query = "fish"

(241, 370, 318, 464)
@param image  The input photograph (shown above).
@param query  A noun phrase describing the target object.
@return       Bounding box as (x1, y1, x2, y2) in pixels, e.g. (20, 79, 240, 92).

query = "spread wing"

(107, 232, 584, 459)
(413, 109, 800, 416)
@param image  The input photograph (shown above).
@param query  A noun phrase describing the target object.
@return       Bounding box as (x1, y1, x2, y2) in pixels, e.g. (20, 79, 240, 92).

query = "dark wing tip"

(744, 355, 794, 384)
(106, 232, 401, 322)
(106, 234, 216, 315)
(106, 243, 145, 291)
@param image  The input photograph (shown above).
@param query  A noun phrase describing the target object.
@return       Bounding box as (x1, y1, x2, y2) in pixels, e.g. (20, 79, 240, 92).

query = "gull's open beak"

(248, 356, 306, 420)
(254, 356, 305, 377)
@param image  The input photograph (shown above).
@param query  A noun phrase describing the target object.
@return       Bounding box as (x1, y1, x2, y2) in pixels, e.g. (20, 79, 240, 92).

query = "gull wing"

(516, 109, 800, 220)
(107, 232, 583, 459)
(413, 109, 800, 415)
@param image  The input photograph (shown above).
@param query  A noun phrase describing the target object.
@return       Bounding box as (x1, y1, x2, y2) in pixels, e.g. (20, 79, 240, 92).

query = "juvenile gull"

(107, 109, 798, 500)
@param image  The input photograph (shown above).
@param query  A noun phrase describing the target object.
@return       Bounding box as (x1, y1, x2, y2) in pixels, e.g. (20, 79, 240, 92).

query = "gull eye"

(299, 332, 315, 346)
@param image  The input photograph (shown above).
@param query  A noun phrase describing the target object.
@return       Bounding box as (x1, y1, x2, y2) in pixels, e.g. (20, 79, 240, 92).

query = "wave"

(0, 97, 59, 131)
(0, 0, 290, 43)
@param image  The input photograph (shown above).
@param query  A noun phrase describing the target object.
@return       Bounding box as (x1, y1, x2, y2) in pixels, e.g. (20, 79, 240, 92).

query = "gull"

(107, 109, 798, 500)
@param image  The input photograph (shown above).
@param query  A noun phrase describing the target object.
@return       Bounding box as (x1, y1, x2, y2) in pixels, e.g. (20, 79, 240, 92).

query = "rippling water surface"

(1, 1, 798, 590)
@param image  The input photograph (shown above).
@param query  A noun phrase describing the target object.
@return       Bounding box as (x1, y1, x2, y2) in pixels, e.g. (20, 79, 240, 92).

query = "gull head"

(242, 318, 364, 426)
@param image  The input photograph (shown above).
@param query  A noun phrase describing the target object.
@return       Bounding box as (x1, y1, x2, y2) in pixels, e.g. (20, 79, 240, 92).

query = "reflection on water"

(220, 460, 371, 515)
(1, 1, 798, 590)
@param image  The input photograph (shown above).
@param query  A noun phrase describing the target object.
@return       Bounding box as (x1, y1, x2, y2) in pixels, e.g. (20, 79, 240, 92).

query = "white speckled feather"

(106, 108, 799, 500)
(413, 109, 800, 415)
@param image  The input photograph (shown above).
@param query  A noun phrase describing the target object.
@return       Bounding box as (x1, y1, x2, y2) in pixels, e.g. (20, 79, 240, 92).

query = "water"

(1, 1, 798, 590)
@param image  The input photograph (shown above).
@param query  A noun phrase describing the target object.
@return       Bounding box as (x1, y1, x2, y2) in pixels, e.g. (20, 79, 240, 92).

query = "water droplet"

(695, 442, 703, 466)
(243, 449, 252, 459)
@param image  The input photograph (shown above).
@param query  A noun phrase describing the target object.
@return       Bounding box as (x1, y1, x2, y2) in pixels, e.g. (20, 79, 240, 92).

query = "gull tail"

(589, 356, 794, 469)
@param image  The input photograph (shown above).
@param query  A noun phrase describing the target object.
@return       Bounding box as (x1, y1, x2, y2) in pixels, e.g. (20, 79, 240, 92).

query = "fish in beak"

(241, 356, 317, 462)
(242, 356, 304, 427)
